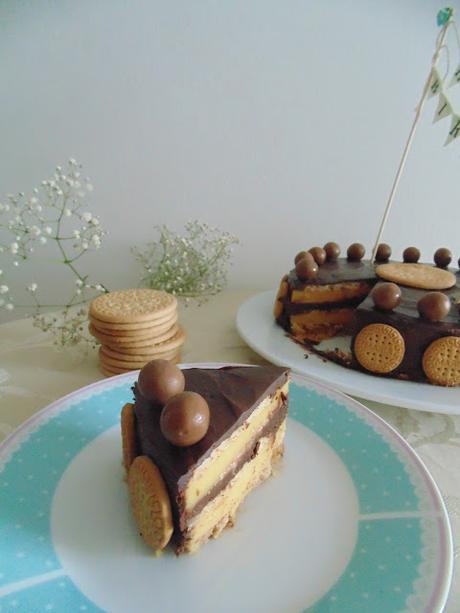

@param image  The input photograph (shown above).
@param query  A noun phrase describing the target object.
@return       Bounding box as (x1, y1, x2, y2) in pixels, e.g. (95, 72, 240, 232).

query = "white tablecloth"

(0, 289, 458, 610)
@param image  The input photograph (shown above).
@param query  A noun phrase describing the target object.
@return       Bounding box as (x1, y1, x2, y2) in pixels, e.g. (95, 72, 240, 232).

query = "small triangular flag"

(433, 92, 453, 122)
(428, 66, 442, 97)
(444, 114, 460, 145)
(449, 62, 460, 88)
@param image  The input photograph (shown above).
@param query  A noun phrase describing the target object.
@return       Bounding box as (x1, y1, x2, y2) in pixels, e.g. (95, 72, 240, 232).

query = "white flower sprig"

(0, 159, 108, 346)
(133, 221, 239, 304)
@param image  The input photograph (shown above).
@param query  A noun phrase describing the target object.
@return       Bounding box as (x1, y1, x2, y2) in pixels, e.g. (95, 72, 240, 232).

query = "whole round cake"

(274, 243, 460, 386)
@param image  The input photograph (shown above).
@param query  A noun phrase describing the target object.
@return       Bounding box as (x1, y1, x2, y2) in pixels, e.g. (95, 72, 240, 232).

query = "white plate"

(236, 290, 460, 414)
(0, 364, 452, 612)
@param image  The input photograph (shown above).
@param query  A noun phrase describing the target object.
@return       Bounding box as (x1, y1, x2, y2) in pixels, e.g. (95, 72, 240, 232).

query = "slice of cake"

(121, 361, 289, 554)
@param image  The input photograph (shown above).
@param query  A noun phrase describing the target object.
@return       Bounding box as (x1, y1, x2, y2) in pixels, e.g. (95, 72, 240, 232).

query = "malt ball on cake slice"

(88, 289, 185, 376)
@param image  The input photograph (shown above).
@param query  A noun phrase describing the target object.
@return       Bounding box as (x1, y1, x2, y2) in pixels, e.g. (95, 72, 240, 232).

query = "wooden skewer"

(370, 20, 452, 262)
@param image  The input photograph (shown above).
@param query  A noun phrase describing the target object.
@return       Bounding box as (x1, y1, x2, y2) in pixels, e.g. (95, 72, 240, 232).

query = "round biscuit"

(99, 354, 181, 377)
(91, 314, 177, 337)
(376, 263, 456, 290)
(277, 280, 288, 299)
(354, 323, 405, 374)
(89, 317, 177, 344)
(90, 309, 174, 331)
(422, 336, 460, 386)
(100, 347, 179, 369)
(90, 288, 177, 324)
(103, 328, 185, 359)
(121, 403, 137, 471)
(128, 455, 173, 551)
(92, 323, 179, 347)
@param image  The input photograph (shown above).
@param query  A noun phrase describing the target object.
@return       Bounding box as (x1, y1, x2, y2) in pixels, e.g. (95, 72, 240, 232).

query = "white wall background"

(1, 0, 460, 321)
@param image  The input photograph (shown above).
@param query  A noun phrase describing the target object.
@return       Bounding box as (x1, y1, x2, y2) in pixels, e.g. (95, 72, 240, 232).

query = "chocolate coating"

(160, 391, 211, 447)
(295, 254, 318, 280)
(323, 242, 341, 261)
(308, 247, 327, 266)
(371, 282, 402, 311)
(294, 250, 309, 265)
(347, 243, 365, 262)
(138, 360, 185, 405)
(375, 243, 392, 263)
(434, 247, 452, 268)
(417, 292, 451, 322)
(403, 247, 420, 263)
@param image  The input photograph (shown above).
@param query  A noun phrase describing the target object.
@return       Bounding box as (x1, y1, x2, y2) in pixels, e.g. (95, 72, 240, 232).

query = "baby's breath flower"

(133, 221, 239, 305)
(0, 159, 107, 346)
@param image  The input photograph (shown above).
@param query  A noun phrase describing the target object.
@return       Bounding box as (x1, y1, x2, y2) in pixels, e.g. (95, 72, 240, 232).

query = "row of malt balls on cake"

(88, 288, 185, 377)
(293, 242, 458, 281)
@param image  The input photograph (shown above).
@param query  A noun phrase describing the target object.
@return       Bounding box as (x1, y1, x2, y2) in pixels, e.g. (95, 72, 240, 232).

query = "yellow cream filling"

(183, 382, 288, 513)
(183, 420, 286, 553)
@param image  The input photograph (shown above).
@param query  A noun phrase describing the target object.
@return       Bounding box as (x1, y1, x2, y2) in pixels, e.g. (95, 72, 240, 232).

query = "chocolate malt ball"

(308, 247, 327, 266)
(417, 292, 451, 322)
(295, 253, 318, 281)
(160, 392, 210, 447)
(347, 243, 365, 262)
(323, 242, 341, 261)
(434, 248, 452, 268)
(371, 282, 402, 311)
(138, 360, 185, 405)
(375, 243, 391, 263)
(294, 250, 309, 265)
(403, 247, 420, 264)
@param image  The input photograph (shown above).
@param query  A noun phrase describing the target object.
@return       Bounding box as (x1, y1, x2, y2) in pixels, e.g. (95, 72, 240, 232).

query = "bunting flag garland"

(449, 62, 460, 87)
(429, 66, 443, 97)
(433, 92, 453, 122)
(427, 12, 460, 145)
(445, 114, 460, 145)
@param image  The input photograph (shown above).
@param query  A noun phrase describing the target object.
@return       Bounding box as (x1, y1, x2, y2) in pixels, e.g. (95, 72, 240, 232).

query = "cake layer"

(291, 308, 354, 327)
(291, 281, 371, 305)
(184, 381, 288, 518)
(177, 419, 286, 554)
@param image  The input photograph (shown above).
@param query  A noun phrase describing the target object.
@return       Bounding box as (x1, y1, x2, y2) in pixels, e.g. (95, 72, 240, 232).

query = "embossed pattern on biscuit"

(354, 323, 405, 374)
(128, 456, 174, 551)
(90, 288, 177, 323)
(376, 263, 456, 290)
(422, 336, 460, 386)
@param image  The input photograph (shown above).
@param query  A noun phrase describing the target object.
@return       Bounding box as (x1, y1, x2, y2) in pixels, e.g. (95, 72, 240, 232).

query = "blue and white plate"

(0, 364, 452, 612)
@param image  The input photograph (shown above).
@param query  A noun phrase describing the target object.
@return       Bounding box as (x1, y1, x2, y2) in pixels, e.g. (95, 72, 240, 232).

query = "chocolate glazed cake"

(275, 243, 460, 386)
(122, 363, 289, 554)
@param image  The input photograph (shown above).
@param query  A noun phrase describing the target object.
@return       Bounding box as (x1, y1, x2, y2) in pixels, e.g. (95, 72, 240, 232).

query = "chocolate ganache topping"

(133, 366, 289, 501)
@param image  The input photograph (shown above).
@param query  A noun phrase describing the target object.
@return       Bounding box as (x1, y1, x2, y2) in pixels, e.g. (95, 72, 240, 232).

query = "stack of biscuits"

(88, 288, 185, 377)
